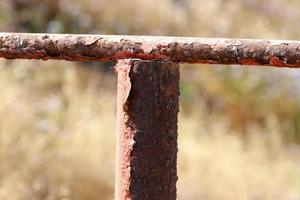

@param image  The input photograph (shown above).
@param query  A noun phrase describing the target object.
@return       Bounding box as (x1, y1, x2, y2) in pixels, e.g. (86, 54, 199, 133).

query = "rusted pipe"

(115, 59, 179, 200)
(1, 33, 300, 67)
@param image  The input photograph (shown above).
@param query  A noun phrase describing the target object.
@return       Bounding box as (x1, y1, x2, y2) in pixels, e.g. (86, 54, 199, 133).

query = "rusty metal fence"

(1, 33, 300, 200)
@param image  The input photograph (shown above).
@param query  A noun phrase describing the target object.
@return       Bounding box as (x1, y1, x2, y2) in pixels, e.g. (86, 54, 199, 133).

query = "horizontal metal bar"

(1, 32, 300, 67)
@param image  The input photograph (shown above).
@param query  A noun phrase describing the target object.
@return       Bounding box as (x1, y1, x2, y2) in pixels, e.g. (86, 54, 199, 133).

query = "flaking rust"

(115, 59, 179, 200)
(2, 33, 300, 67)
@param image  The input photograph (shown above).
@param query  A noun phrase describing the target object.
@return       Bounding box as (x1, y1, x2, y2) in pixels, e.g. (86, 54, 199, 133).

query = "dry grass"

(1, 0, 300, 199)
(0, 60, 116, 200)
(0, 60, 299, 199)
(178, 113, 300, 200)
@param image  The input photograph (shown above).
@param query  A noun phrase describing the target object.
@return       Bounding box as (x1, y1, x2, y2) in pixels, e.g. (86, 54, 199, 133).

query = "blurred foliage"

(0, 60, 298, 200)
(2, 0, 300, 141)
(1, 0, 300, 199)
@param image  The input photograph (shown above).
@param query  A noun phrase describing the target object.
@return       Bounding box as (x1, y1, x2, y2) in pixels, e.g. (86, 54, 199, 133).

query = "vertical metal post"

(115, 59, 180, 200)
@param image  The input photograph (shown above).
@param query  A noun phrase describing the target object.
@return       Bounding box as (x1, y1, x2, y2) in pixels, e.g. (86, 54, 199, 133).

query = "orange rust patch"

(239, 59, 258, 65)
(269, 56, 286, 67)
(135, 53, 169, 60)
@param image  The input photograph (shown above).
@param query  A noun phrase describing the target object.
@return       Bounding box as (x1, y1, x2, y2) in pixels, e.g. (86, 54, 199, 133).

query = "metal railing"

(1, 33, 300, 200)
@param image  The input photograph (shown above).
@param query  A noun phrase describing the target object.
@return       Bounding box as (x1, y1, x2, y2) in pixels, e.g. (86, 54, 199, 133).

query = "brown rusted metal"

(115, 59, 179, 200)
(1, 33, 300, 67)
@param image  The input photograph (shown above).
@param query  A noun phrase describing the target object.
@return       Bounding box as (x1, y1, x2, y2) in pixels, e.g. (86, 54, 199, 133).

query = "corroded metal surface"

(115, 59, 179, 200)
(1, 33, 300, 67)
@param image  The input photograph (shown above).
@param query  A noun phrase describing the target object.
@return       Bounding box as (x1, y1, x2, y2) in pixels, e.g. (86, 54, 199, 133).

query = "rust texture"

(115, 59, 179, 200)
(1, 33, 300, 67)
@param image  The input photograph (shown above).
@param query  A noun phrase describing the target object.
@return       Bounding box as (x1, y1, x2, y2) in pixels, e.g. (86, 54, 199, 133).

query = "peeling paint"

(115, 59, 133, 200)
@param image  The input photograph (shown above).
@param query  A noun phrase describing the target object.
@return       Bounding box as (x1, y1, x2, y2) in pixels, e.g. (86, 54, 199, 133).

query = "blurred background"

(0, 0, 300, 199)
